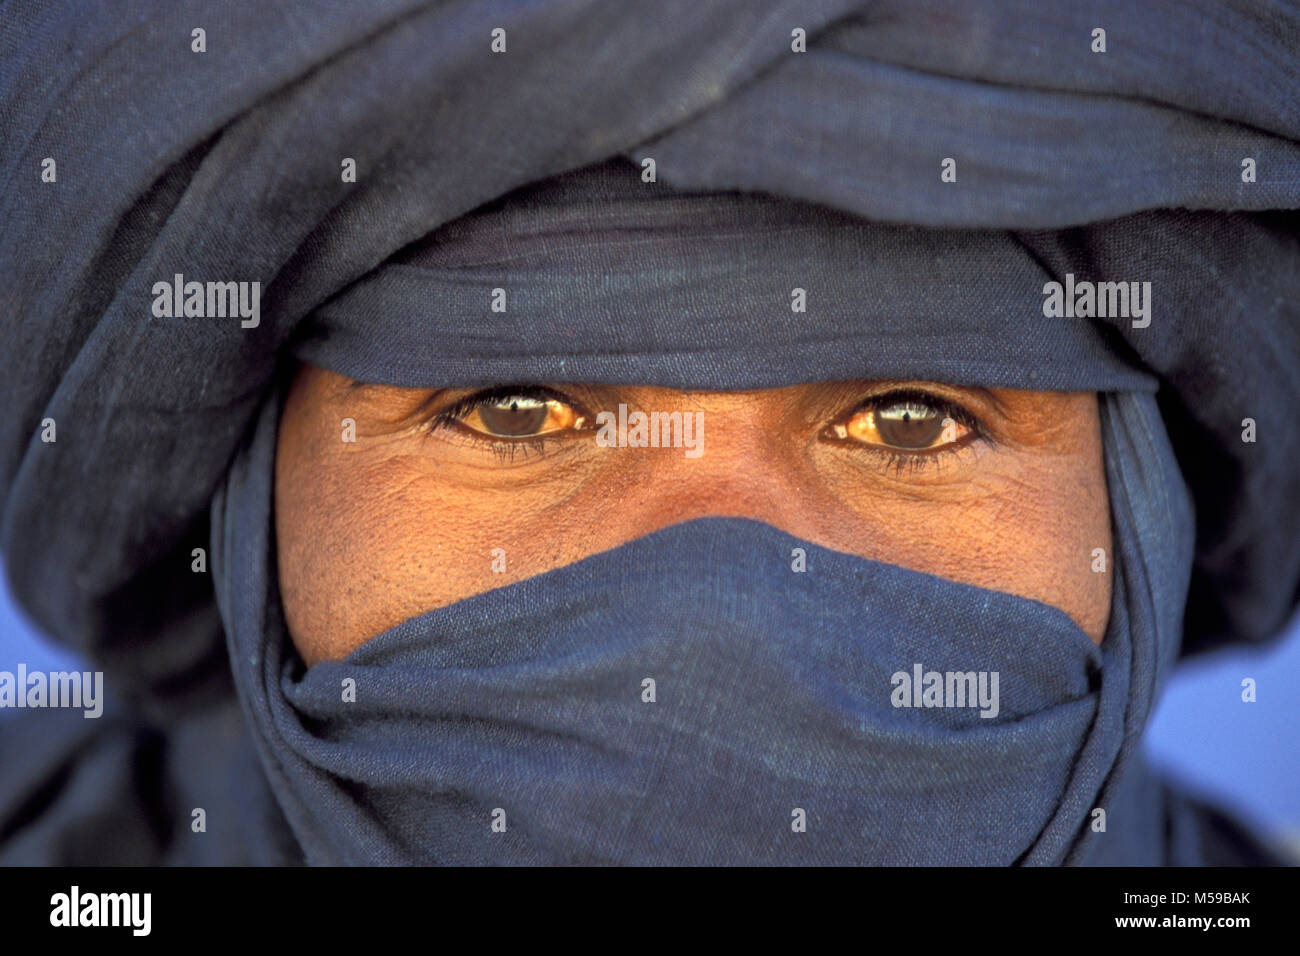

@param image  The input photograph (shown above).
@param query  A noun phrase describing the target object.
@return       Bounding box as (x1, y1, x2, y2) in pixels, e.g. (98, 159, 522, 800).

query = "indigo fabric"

(0, 1, 1297, 864)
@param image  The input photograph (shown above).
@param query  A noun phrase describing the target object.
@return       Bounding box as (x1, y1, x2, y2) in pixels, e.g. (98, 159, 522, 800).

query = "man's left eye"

(461, 395, 582, 438)
(832, 397, 971, 450)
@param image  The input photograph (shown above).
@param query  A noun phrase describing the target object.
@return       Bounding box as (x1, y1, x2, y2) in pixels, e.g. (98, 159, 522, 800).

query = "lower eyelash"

(486, 437, 555, 465)
(874, 445, 966, 476)
(423, 422, 561, 463)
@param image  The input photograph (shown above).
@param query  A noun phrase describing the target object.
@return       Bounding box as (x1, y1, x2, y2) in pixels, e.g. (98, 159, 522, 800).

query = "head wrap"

(1, 0, 1297, 864)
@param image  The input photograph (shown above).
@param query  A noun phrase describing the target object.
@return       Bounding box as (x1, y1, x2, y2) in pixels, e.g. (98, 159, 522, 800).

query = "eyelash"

(424, 385, 988, 472)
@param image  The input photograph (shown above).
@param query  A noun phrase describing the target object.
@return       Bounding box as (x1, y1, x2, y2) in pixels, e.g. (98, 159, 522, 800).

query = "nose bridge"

(610, 400, 823, 537)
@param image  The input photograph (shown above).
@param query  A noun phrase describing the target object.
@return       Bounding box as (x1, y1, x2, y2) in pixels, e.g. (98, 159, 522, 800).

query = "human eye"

(826, 387, 986, 472)
(440, 386, 586, 438)
(421, 385, 590, 463)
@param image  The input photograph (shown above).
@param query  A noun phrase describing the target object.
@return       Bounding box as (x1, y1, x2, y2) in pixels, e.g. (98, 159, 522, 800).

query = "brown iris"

(463, 395, 580, 437)
(834, 398, 968, 450)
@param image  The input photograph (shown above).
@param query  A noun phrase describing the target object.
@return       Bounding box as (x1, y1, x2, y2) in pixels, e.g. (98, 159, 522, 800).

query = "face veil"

(1, 1, 1297, 865)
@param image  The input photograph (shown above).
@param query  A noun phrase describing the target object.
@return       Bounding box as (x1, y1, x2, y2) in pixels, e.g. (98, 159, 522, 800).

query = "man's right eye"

(434, 387, 587, 439)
